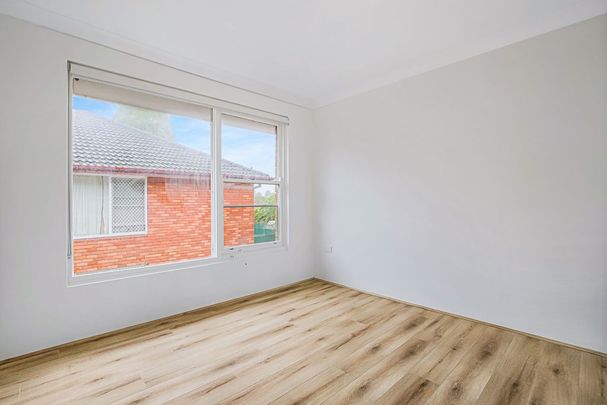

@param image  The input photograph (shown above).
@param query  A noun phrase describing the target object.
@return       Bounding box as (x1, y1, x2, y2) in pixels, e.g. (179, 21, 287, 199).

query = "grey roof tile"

(72, 110, 272, 180)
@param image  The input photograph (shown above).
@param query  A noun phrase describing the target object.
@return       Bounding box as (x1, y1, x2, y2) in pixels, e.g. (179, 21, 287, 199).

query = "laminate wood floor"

(0, 279, 605, 404)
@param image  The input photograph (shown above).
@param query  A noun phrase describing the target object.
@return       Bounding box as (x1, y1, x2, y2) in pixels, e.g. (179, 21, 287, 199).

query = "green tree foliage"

(113, 105, 174, 140)
(254, 191, 276, 225)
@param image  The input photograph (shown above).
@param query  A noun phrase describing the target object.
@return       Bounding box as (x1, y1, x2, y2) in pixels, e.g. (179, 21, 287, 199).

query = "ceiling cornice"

(315, 8, 607, 107)
(0, 0, 316, 109)
(1, 1, 606, 109)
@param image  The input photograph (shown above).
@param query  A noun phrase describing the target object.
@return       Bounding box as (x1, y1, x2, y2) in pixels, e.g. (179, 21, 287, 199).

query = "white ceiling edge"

(0, 0, 316, 109)
(316, 7, 607, 107)
(1, 1, 606, 109)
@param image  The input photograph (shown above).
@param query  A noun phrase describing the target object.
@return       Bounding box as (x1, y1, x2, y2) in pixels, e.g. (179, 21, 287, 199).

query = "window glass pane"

(72, 93, 212, 274)
(224, 182, 278, 247)
(254, 184, 277, 205)
(224, 206, 278, 247)
(224, 183, 277, 206)
(253, 206, 278, 244)
(221, 115, 277, 180)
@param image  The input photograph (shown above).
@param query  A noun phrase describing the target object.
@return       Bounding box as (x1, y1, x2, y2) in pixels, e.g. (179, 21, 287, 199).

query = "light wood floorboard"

(0, 279, 604, 404)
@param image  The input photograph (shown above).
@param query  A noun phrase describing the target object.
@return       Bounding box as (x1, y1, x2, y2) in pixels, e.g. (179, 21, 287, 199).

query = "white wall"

(314, 15, 607, 353)
(0, 15, 315, 360)
(1, 13, 606, 361)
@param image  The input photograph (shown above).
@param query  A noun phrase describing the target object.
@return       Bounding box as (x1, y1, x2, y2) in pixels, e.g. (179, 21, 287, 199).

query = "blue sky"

(73, 96, 276, 177)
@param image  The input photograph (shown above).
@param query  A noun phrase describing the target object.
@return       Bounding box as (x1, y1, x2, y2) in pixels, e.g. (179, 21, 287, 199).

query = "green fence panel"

(254, 223, 276, 244)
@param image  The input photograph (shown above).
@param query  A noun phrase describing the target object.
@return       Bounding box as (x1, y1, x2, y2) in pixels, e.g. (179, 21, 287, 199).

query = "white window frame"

(72, 174, 148, 240)
(218, 110, 286, 257)
(67, 63, 289, 286)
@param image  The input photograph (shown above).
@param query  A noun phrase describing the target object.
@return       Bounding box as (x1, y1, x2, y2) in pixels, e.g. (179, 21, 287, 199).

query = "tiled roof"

(72, 110, 272, 180)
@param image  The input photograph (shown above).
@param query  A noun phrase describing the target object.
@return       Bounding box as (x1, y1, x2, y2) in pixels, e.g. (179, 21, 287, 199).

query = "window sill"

(73, 231, 148, 240)
(224, 240, 282, 257)
(67, 242, 288, 287)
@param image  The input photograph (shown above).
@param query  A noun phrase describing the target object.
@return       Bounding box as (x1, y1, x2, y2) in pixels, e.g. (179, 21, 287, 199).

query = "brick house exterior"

(72, 111, 267, 274)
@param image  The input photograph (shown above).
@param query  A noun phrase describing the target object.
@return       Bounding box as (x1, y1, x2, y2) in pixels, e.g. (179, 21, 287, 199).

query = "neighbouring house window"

(73, 175, 147, 238)
(69, 64, 287, 278)
(73, 175, 110, 236)
(111, 177, 147, 233)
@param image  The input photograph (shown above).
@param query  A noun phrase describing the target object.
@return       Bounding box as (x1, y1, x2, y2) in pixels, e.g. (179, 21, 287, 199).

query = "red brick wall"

(224, 183, 255, 247)
(73, 176, 254, 274)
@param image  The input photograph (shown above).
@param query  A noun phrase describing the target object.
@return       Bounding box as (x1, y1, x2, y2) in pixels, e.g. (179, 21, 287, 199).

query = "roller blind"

(73, 78, 211, 122)
(222, 114, 277, 135)
(69, 63, 289, 124)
